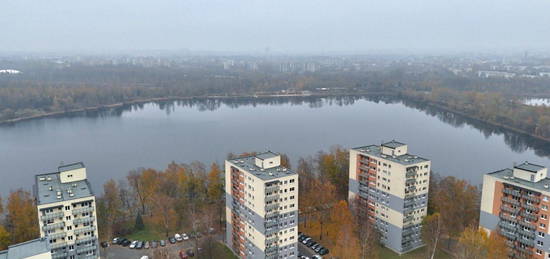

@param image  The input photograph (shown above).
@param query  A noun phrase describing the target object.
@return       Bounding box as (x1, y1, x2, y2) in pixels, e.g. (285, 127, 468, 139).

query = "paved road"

(298, 242, 316, 258)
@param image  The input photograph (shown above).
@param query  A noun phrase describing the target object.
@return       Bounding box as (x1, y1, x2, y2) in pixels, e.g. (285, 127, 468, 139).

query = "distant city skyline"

(1, 0, 550, 54)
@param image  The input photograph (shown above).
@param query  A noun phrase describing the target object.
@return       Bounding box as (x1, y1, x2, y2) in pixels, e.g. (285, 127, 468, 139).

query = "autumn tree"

(350, 197, 379, 259)
(456, 227, 487, 259)
(317, 146, 349, 199)
(151, 194, 177, 237)
(0, 226, 9, 250)
(422, 213, 442, 259)
(5, 190, 39, 243)
(328, 201, 361, 258)
(98, 179, 124, 240)
(431, 176, 480, 246)
(486, 232, 508, 259)
(206, 162, 223, 202)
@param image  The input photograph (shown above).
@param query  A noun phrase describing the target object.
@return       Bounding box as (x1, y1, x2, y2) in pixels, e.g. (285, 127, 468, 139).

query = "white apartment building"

(0, 237, 52, 259)
(348, 141, 431, 254)
(225, 152, 299, 259)
(34, 163, 100, 259)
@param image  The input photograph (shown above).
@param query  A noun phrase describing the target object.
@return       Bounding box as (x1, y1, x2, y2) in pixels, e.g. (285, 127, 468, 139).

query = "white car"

(129, 240, 138, 249)
(182, 233, 189, 240)
(140, 257, 149, 259)
(313, 256, 322, 259)
(175, 233, 183, 242)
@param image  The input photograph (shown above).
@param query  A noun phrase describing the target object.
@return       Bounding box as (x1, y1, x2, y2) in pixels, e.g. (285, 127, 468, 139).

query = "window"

(537, 240, 544, 246)
(65, 206, 70, 211)
(536, 249, 542, 255)
(542, 214, 548, 220)
(543, 205, 548, 211)
(65, 216, 71, 220)
(540, 223, 546, 229)
(290, 179, 295, 183)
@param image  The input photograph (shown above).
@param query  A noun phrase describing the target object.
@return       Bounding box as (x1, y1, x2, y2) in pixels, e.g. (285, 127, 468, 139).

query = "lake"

(1, 96, 550, 195)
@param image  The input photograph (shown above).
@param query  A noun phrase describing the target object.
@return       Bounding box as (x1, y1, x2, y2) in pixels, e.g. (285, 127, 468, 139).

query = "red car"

(179, 250, 195, 259)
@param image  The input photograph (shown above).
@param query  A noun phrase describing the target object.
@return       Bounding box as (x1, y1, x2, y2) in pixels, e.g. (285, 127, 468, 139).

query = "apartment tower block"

(480, 162, 550, 258)
(34, 163, 100, 259)
(348, 141, 431, 254)
(225, 152, 299, 259)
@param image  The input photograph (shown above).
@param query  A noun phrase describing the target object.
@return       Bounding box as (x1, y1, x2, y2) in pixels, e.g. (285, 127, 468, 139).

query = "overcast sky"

(1, 0, 550, 54)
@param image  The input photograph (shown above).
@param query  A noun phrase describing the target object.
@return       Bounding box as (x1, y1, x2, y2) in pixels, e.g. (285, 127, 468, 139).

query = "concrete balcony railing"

(521, 203, 540, 213)
(76, 236, 96, 245)
(265, 194, 280, 203)
(503, 188, 521, 197)
(502, 197, 520, 206)
(41, 211, 64, 221)
(265, 210, 279, 218)
(517, 229, 535, 239)
(51, 252, 68, 259)
(265, 227, 279, 236)
(517, 220, 536, 230)
(50, 242, 67, 249)
(265, 203, 279, 211)
(264, 220, 278, 228)
(500, 205, 520, 215)
(265, 236, 279, 246)
(73, 216, 95, 225)
(498, 221, 516, 233)
(72, 206, 94, 215)
(499, 230, 517, 241)
(265, 245, 278, 255)
(522, 195, 540, 203)
(265, 185, 280, 194)
(74, 226, 96, 235)
(47, 232, 67, 240)
(43, 222, 65, 231)
(76, 245, 97, 254)
(517, 237, 535, 247)
(499, 213, 518, 224)
(520, 212, 538, 222)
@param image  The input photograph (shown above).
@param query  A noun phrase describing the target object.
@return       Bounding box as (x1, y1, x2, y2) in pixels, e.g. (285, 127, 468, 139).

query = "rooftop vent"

(72, 184, 77, 188)
(504, 176, 509, 179)
(510, 176, 515, 180)
(69, 193, 75, 197)
(283, 168, 287, 172)
(56, 191, 62, 196)
(269, 173, 274, 176)
(56, 195, 62, 199)
(47, 177, 52, 181)
(48, 186, 53, 191)
(39, 177, 46, 181)
(545, 184, 549, 189)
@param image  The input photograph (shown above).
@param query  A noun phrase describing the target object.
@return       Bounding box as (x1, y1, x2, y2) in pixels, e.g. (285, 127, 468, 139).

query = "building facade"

(480, 162, 550, 259)
(348, 141, 431, 254)
(34, 163, 100, 259)
(0, 238, 52, 259)
(225, 152, 299, 259)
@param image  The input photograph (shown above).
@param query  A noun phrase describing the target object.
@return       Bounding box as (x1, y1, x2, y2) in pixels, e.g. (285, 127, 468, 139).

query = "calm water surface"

(1, 96, 549, 194)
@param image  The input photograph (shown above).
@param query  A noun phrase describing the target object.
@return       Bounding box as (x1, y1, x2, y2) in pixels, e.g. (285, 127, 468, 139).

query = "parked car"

(122, 239, 131, 247)
(137, 241, 144, 249)
(160, 240, 166, 247)
(319, 248, 329, 255)
(312, 255, 322, 259)
(140, 256, 149, 259)
(169, 237, 177, 244)
(182, 233, 189, 240)
(151, 241, 158, 248)
(311, 243, 320, 250)
(144, 241, 150, 249)
(301, 237, 311, 244)
(129, 241, 138, 249)
(175, 233, 183, 242)
(314, 245, 323, 253)
(112, 237, 120, 244)
(179, 251, 189, 259)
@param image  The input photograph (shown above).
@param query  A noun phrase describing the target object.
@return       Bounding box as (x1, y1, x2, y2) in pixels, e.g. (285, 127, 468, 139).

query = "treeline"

(0, 190, 40, 250)
(402, 88, 550, 139)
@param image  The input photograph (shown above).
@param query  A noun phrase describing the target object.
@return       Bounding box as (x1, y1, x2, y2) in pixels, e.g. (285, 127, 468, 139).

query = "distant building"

(480, 162, 550, 258)
(225, 152, 298, 259)
(0, 238, 52, 259)
(34, 162, 100, 259)
(478, 70, 516, 79)
(348, 141, 431, 254)
(0, 69, 21, 74)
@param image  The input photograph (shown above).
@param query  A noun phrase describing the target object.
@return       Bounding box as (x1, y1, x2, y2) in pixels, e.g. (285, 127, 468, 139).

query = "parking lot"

(100, 238, 198, 259)
(298, 232, 329, 259)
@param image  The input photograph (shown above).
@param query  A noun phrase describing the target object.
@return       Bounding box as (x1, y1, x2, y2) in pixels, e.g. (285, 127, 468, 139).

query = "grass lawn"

(197, 241, 238, 259)
(125, 227, 165, 241)
(379, 246, 452, 259)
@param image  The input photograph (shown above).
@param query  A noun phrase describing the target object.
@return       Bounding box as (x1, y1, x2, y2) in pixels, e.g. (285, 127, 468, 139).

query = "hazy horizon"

(2, 0, 550, 54)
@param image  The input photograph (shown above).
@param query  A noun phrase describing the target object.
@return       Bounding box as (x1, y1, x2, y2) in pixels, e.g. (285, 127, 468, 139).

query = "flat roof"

(0, 238, 50, 259)
(228, 155, 296, 181)
(514, 162, 545, 173)
(381, 140, 406, 149)
(35, 163, 94, 206)
(352, 145, 428, 165)
(58, 162, 85, 172)
(489, 168, 550, 193)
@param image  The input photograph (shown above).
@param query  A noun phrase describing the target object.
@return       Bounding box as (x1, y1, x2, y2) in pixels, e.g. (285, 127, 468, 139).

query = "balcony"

(51, 252, 68, 259)
(500, 205, 520, 215)
(266, 236, 279, 245)
(41, 211, 64, 221)
(265, 227, 279, 236)
(499, 230, 517, 241)
(47, 232, 67, 239)
(517, 237, 534, 247)
(266, 210, 279, 218)
(517, 229, 535, 239)
(522, 195, 540, 203)
(405, 178, 416, 185)
(503, 188, 521, 197)
(521, 203, 539, 213)
(265, 203, 279, 211)
(50, 242, 67, 249)
(265, 185, 280, 194)
(72, 206, 94, 215)
(517, 220, 536, 230)
(265, 194, 280, 203)
(43, 222, 65, 231)
(499, 213, 518, 223)
(76, 236, 96, 245)
(516, 246, 534, 255)
(498, 221, 516, 232)
(265, 245, 278, 255)
(77, 245, 97, 254)
(520, 212, 537, 222)
(74, 226, 96, 235)
(73, 216, 95, 225)
(502, 197, 520, 206)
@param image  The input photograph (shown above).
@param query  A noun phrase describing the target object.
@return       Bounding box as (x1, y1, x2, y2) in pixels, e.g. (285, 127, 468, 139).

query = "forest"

(0, 146, 508, 258)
